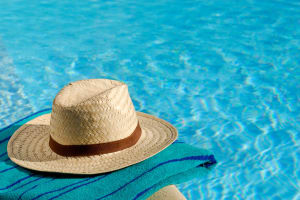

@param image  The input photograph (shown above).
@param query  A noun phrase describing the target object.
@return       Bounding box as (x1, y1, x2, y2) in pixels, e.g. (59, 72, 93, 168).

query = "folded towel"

(148, 185, 186, 200)
(0, 109, 217, 200)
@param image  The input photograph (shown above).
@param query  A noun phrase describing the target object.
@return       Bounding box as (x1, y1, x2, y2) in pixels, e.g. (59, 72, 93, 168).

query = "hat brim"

(7, 112, 178, 175)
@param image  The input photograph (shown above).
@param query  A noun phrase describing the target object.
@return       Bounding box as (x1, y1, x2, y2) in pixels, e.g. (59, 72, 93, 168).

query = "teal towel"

(0, 109, 217, 200)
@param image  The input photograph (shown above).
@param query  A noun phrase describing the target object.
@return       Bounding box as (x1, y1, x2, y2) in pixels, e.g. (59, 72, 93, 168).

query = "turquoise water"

(0, 0, 299, 199)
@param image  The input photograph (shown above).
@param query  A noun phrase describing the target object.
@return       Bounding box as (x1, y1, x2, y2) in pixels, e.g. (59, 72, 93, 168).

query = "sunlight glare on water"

(0, 0, 299, 199)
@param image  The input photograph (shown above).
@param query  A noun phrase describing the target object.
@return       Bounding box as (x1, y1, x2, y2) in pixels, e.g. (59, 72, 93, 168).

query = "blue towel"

(0, 109, 217, 200)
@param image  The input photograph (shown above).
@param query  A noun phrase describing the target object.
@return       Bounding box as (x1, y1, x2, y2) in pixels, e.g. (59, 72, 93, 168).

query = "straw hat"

(7, 79, 177, 174)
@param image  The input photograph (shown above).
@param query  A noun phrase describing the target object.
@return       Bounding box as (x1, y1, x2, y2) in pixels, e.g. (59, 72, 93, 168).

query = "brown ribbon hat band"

(7, 79, 178, 174)
(49, 123, 142, 157)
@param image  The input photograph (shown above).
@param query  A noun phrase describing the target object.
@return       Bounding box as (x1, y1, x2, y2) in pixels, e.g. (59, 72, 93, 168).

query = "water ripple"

(0, 0, 299, 199)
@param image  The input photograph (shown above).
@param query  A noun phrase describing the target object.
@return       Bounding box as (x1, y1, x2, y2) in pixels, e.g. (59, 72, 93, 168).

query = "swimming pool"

(0, 0, 299, 199)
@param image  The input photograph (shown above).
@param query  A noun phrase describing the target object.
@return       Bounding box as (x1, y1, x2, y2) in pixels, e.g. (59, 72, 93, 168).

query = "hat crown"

(50, 79, 138, 145)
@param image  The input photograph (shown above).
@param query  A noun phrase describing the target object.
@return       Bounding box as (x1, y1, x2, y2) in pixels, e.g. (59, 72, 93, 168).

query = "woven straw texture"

(51, 79, 138, 145)
(7, 112, 177, 174)
(7, 79, 178, 174)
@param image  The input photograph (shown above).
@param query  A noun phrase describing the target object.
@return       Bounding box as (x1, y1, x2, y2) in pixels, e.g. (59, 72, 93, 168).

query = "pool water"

(0, 0, 299, 199)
